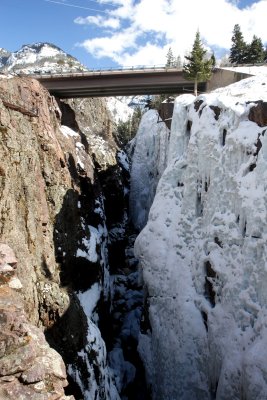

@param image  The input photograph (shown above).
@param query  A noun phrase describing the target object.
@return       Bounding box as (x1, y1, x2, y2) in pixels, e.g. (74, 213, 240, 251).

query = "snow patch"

(106, 97, 133, 124)
(77, 283, 101, 319)
(60, 125, 79, 138)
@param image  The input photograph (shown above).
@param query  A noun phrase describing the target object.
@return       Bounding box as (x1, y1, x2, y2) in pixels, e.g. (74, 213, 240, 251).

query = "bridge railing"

(23, 64, 183, 78)
(88, 64, 174, 71)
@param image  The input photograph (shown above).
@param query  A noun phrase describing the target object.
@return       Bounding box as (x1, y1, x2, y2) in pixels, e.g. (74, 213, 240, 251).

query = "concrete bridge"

(31, 67, 251, 98)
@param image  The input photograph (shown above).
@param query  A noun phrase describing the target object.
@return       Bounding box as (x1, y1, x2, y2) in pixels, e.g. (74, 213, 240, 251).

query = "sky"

(1, 0, 267, 69)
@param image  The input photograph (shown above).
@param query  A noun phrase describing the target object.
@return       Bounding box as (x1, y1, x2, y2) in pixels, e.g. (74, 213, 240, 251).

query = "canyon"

(1, 61, 267, 400)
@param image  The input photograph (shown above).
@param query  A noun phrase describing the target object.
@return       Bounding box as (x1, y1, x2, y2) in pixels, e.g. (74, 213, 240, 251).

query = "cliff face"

(131, 75, 267, 399)
(0, 244, 74, 400)
(0, 76, 71, 325)
(0, 75, 125, 399)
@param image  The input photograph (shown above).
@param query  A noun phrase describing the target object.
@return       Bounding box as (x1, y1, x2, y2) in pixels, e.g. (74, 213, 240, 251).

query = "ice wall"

(133, 77, 267, 399)
(129, 109, 170, 230)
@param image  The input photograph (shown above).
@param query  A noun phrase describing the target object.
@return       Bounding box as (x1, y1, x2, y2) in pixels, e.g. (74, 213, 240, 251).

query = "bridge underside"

(34, 68, 251, 98)
(36, 70, 206, 98)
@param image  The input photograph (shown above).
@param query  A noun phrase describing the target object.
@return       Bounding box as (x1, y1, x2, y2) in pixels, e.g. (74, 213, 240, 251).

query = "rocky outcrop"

(248, 100, 267, 127)
(0, 243, 74, 399)
(0, 76, 71, 326)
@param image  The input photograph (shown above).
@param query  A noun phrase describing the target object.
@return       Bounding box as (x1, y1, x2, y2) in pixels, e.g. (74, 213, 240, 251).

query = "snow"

(77, 283, 101, 319)
(60, 125, 79, 138)
(0, 74, 13, 80)
(39, 44, 63, 58)
(130, 73, 267, 399)
(70, 214, 120, 399)
(106, 97, 133, 124)
(76, 225, 103, 263)
(117, 150, 130, 172)
(216, 67, 267, 101)
(82, 129, 117, 170)
(1, 43, 87, 74)
(223, 65, 267, 78)
(68, 318, 120, 400)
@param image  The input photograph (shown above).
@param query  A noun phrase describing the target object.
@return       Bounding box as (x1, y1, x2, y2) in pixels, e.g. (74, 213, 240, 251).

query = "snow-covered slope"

(106, 97, 134, 124)
(0, 42, 87, 74)
(131, 74, 267, 399)
(222, 64, 267, 79)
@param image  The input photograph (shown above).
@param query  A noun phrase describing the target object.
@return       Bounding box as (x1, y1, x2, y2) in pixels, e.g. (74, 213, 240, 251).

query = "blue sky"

(1, 0, 266, 69)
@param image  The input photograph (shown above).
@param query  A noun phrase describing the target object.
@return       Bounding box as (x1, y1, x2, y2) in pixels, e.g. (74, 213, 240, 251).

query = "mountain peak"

(0, 42, 87, 74)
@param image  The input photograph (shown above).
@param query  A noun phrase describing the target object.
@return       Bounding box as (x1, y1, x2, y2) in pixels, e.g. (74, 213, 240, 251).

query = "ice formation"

(129, 109, 170, 230)
(132, 74, 267, 399)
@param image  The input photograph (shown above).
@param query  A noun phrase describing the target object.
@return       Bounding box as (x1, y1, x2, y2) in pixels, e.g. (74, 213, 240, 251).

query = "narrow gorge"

(1, 70, 267, 400)
(0, 75, 147, 400)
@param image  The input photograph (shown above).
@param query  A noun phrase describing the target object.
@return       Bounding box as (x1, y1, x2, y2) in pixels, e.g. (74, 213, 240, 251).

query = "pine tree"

(176, 55, 182, 68)
(183, 30, 213, 96)
(229, 24, 247, 64)
(116, 106, 144, 145)
(211, 52, 216, 67)
(246, 35, 265, 64)
(166, 47, 175, 68)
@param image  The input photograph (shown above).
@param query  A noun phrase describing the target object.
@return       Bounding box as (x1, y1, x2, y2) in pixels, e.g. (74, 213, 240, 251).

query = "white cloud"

(76, 0, 267, 66)
(108, 0, 135, 19)
(79, 28, 139, 61)
(116, 43, 169, 66)
(74, 15, 120, 29)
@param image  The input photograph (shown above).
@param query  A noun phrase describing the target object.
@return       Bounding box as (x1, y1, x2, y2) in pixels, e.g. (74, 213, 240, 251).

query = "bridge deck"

(32, 68, 206, 98)
(29, 67, 251, 98)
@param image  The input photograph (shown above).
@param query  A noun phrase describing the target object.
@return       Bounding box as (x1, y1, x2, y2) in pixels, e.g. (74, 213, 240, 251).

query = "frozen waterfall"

(130, 75, 267, 400)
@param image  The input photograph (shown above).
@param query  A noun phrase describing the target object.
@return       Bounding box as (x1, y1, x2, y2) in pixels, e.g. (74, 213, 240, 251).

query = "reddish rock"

(0, 247, 73, 399)
(248, 101, 267, 127)
(0, 244, 17, 267)
(0, 75, 120, 400)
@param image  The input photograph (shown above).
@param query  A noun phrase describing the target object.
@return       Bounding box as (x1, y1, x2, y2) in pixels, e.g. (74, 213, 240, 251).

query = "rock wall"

(0, 75, 125, 399)
(0, 244, 74, 400)
(132, 77, 267, 399)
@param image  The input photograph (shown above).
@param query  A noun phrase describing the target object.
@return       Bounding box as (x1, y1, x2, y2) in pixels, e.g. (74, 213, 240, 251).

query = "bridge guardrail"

(23, 64, 183, 78)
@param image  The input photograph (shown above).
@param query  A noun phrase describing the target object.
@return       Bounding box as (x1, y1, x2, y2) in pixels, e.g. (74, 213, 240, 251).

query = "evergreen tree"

(183, 30, 213, 96)
(211, 52, 216, 67)
(166, 47, 175, 67)
(247, 35, 265, 64)
(116, 106, 144, 145)
(229, 24, 247, 64)
(176, 55, 182, 68)
(131, 106, 143, 135)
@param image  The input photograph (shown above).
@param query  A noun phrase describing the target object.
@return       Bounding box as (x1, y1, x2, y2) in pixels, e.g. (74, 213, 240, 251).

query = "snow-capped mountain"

(0, 42, 87, 74)
(0, 42, 150, 126)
